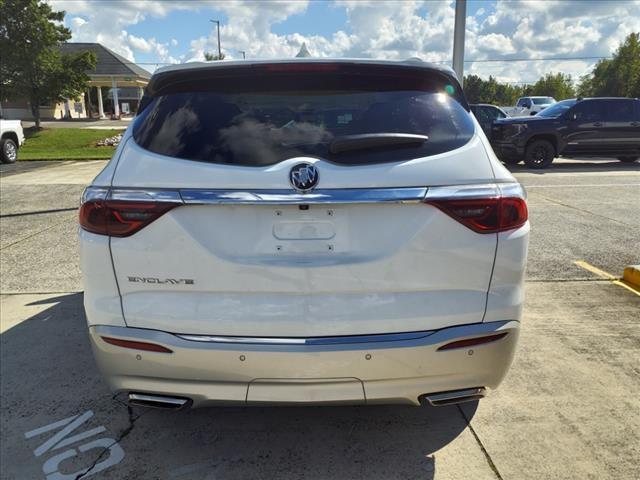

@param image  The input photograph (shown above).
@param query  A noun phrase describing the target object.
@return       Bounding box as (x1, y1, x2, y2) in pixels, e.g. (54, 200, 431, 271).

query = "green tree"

(0, 0, 96, 128)
(578, 32, 640, 97)
(531, 72, 575, 100)
(463, 75, 531, 105)
(204, 52, 225, 61)
(463, 74, 486, 103)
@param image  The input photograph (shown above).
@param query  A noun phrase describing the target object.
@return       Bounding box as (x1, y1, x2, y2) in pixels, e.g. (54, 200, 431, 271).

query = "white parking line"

(515, 170, 639, 177)
(525, 183, 640, 188)
(23, 410, 125, 479)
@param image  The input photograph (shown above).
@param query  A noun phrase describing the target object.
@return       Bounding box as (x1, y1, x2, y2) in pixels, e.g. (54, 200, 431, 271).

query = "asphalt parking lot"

(1, 158, 639, 479)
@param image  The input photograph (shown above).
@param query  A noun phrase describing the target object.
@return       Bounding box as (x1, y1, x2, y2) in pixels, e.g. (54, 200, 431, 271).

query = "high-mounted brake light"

(425, 194, 528, 234)
(79, 188, 181, 237)
(262, 63, 340, 73)
(101, 336, 173, 353)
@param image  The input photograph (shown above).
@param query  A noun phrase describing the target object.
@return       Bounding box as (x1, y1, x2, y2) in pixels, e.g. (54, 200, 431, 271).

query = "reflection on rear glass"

(133, 73, 475, 166)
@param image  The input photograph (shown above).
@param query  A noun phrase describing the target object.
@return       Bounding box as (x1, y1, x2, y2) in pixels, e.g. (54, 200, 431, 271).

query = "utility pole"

(210, 19, 222, 59)
(452, 0, 466, 86)
(239, 50, 246, 60)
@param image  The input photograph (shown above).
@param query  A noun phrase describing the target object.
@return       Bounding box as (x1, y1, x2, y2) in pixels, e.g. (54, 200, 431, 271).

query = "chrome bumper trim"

(179, 187, 428, 205)
(94, 320, 518, 353)
(176, 330, 435, 345)
(84, 183, 525, 206)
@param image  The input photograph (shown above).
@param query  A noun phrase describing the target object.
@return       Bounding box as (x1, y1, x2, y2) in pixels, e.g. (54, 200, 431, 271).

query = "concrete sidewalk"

(21, 118, 132, 130)
(0, 160, 106, 185)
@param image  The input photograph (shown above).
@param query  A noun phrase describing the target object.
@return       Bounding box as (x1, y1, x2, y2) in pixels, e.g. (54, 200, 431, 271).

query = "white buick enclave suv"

(79, 59, 529, 410)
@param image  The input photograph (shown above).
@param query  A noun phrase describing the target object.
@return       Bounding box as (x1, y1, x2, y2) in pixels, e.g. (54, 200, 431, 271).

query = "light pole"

(209, 19, 222, 59)
(239, 50, 246, 60)
(452, 0, 466, 86)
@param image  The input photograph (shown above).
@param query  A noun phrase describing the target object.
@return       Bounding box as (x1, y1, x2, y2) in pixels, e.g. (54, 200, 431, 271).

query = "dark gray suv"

(491, 97, 640, 168)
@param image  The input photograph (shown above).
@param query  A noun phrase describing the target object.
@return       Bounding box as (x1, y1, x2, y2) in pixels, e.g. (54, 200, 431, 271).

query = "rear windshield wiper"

(329, 133, 428, 155)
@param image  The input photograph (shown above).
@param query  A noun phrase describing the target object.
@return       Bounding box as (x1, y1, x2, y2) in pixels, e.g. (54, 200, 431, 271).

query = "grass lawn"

(19, 128, 122, 160)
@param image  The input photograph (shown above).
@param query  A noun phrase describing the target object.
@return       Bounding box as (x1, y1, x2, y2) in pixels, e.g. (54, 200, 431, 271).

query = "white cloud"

(48, 0, 194, 61)
(475, 33, 516, 54)
(125, 34, 178, 65)
(127, 34, 152, 53)
(49, 0, 640, 82)
(464, 0, 640, 81)
(70, 16, 86, 28)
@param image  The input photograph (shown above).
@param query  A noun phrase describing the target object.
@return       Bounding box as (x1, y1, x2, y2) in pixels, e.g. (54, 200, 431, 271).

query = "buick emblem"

(289, 163, 319, 192)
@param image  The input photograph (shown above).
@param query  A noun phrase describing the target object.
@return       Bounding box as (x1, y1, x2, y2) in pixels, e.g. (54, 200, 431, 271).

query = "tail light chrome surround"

(424, 183, 528, 234)
(79, 188, 182, 238)
(79, 183, 527, 237)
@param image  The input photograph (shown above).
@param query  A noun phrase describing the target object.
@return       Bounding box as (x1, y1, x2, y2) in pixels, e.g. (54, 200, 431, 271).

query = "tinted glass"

(133, 67, 474, 166)
(471, 106, 489, 123)
(486, 107, 505, 120)
(606, 99, 639, 122)
(571, 101, 605, 122)
(532, 97, 555, 105)
(537, 99, 577, 117)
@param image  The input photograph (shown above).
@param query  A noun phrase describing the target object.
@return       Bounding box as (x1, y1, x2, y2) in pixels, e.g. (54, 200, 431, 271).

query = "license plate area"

(246, 378, 365, 404)
(271, 206, 346, 254)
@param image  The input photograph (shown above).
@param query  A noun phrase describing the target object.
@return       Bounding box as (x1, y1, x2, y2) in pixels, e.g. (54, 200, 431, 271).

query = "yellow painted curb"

(623, 265, 640, 290)
(573, 260, 640, 296)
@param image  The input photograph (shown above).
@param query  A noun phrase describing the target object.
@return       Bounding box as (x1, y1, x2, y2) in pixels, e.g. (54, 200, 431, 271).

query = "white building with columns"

(1, 43, 151, 120)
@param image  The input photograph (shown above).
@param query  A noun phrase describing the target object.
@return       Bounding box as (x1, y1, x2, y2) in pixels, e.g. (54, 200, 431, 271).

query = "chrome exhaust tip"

(421, 387, 486, 407)
(128, 393, 191, 410)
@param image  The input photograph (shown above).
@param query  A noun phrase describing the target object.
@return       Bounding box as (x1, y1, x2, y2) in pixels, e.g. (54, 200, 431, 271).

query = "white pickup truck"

(0, 117, 25, 163)
(502, 96, 557, 117)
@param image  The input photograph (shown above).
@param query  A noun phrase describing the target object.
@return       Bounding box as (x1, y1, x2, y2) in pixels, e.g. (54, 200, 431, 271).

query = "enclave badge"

(289, 163, 319, 192)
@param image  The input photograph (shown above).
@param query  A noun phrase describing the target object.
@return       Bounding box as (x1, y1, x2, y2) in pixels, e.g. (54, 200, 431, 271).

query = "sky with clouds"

(49, 0, 640, 84)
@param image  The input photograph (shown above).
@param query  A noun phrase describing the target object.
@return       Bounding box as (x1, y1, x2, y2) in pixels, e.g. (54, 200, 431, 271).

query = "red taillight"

(101, 336, 173, 353)
(437, 332, 509, 351)
(426, 197, 527, 233)
(79, 200, 179, 237)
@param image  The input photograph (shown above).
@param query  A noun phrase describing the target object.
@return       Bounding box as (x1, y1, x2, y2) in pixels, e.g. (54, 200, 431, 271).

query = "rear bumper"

(89, 320, 519, 407)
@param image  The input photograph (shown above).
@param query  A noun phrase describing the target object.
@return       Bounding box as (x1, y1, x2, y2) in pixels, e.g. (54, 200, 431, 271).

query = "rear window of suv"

(532, 97, 555, 105)
(132, 63, 475, 166)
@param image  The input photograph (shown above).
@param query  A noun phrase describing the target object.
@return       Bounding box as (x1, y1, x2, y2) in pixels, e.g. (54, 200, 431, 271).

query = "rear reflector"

(101, 336, 173, 353)
(437, 332, 509, 351)
(426, 196, 527, 233)
(79, 200, 179, 237)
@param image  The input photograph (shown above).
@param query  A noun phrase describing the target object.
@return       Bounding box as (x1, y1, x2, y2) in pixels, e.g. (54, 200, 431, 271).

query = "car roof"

(576, 97, 638, 100)
(155, 57, 455, 76)
(146, 57, 462, 98)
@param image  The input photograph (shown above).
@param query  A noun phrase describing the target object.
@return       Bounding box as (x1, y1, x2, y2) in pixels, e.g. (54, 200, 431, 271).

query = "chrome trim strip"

(108, 188, 182, 202)
(177, 330, 434, 345)
(179, 187, 428, 205)
(86, 183, 524, 206)
(81, 186, 109, 203)
(423, 387, 486, 406)
(497, 182, 527, 200)
(94, 321, 517, 353)
(128, 393, 188, 406)
(424, 184, 500, 200)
